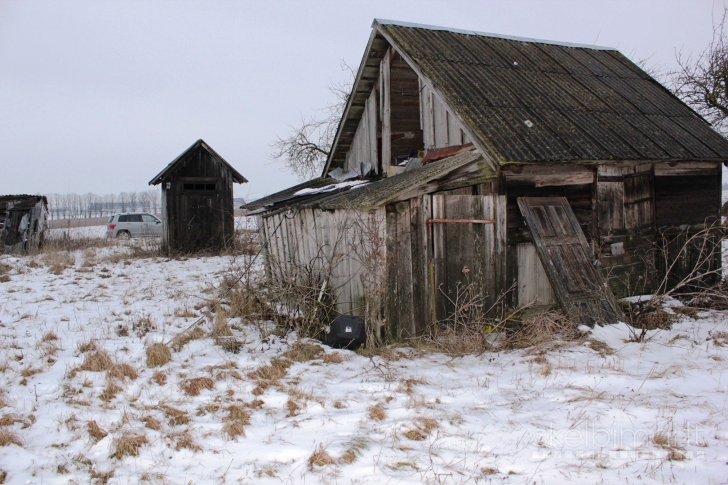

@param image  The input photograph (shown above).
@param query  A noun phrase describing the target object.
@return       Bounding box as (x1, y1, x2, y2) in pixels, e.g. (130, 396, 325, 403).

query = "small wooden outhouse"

(246, 20, 728, 334)
(149, 140, 247, 252)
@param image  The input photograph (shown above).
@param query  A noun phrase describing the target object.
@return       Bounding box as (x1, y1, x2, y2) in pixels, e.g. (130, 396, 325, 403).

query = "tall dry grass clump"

(500, 311, 582, 350)
(180, 377, 215, 396)
(145, 343, 171, 368)
(222, 404, 250, 439)
(79, 350, 113, 372)
(0, 430, 22, 447)
(308, 443, 336, 470)
(110, 432, 148, 459)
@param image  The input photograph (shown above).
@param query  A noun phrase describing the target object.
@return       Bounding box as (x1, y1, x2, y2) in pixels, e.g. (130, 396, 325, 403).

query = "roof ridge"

(374, 18, 617, 52)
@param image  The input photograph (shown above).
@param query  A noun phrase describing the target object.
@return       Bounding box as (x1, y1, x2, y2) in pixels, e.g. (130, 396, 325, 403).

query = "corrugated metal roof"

(242, 178, 338, 212)
(326, 20, 728, 171)
(252, 148, 486, 215)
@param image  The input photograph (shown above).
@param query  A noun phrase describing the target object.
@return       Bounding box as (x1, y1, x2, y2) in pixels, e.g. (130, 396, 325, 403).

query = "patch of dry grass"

(171, 326, 206, 352)
(322, 352, 343, 364)
(76, 339, 97, 354)
(368, 403, 386, 421)
(87, 420, 108, 441)
(99, 380, 122, 402)
(145, 343, 171, 368)
(168, 430, 201, 452)
(500, 311, 581, 350)
(174, 306, 197, 318)
(107, 363, 138, 381)
(162, 406, 190, 426)
(211, 309, 232, 338)
(0, 430, 22, 447)
(283, 343, 323, 362)
(42, 251, 75, 275)
(79, 350, 113, 372)
(142, 415, 161, 431)
(180, 377, 215, 396)
(41, 331, 59, 342)
(110, 432, 148, 459)
(152, 371, 167, 386)
(340, 439, 366, 464)
(356, 345, 404, 361)
(308, 443, 335, 470)
(222, 404, 250, 439)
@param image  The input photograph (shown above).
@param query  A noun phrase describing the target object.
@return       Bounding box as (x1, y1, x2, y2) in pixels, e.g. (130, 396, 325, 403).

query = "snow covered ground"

(1, 235, 728, 484)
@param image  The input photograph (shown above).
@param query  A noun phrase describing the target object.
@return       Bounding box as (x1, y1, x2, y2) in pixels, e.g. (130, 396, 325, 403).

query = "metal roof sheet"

(326, 20, 728, 171)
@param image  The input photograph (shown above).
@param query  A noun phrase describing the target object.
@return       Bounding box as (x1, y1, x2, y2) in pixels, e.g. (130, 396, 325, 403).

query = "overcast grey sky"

(1, 0, 726, 201)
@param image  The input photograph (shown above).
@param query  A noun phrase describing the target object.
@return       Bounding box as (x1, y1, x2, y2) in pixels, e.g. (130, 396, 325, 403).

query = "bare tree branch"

(668, 9, 728, 134)
(270, 60, 354, 181)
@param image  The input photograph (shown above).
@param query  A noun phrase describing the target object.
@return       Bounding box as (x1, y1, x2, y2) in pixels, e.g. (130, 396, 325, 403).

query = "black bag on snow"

(325, 315, 366, 349)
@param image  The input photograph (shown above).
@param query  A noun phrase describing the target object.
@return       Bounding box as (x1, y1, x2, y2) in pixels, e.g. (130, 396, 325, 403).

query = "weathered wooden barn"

(246, 20, 728, 335)
(149, 139, 247, 252)
(0, 195, 48, 252)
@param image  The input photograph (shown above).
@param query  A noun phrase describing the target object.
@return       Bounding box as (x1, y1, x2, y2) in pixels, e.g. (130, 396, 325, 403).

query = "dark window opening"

(183, 182, 217, 191)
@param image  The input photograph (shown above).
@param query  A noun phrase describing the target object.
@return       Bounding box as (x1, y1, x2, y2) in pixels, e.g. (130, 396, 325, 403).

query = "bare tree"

(270, 61, 354, 181)
(669, 10, 728, 134)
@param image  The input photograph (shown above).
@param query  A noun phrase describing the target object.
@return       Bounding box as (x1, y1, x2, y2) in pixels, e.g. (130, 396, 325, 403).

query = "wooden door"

(518, 197, 622, 325)
(429, 194, 505, 323)
(181, 193, 218, 250)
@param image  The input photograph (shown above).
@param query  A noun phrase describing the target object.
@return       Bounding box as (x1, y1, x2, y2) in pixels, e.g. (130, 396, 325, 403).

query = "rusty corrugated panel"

(422, 143, 474, 162)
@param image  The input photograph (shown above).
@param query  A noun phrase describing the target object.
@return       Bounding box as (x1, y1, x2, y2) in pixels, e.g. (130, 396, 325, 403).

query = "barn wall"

(505, 166, 594, 306)
(654, 161, 722, 289)
(385, 193, 506, 339)
(161, 147, 236, 252)
(260, 207, 386, 318)
(595, 164, 657, 298)
(345, 87, 379, 174)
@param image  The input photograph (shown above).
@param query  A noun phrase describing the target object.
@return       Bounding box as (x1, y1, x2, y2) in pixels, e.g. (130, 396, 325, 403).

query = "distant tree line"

(46, 189, 161, 220)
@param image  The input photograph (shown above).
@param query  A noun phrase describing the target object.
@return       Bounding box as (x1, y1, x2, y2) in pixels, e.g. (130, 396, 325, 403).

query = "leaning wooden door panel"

(518, 197, 623, 325)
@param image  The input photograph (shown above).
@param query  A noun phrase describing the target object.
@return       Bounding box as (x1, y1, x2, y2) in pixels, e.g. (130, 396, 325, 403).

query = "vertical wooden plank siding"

(447, 111, 463, 146)
(367, 88, 378, 173)
(420, 83, 468, 150)
(596, 166, 624, 235)
(345, 88, 379, 174)
(433, 95, 449, 148)
(395, 203, 415, 335)
(385, 207, 399, 337)
(380, 48, 392, 173)
(517, 242, 557, 305)
(408, 197, 428, 333)
(421, 84, 435, 149)
(427, 194, 506, 322)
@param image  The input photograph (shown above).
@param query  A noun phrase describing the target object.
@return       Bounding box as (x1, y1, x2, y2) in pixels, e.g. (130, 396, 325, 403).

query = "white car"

(106, 212, 162, 239)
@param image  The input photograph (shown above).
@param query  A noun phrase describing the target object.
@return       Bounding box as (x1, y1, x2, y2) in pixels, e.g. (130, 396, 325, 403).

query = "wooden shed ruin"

(246, 20, 728, 336)
(0, 195, 48, 253)
(149, 139, 247, 253)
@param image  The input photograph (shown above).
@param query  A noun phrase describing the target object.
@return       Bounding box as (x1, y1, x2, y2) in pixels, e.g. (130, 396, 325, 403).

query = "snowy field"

(1, 229, 728, 483)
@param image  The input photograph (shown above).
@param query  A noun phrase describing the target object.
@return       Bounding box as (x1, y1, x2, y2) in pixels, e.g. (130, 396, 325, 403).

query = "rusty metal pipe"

(427, 218, 495, 224)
